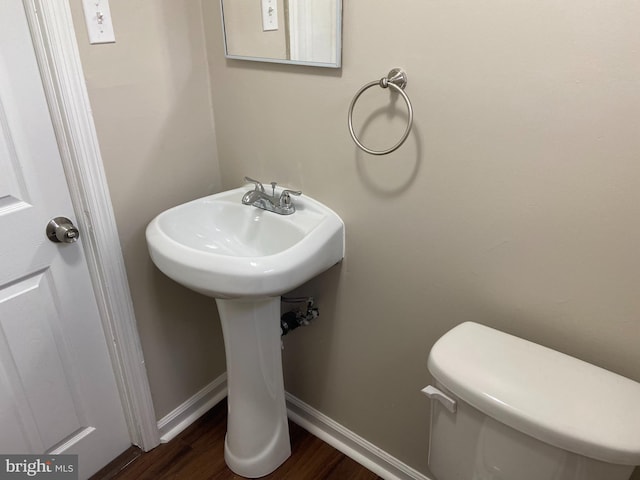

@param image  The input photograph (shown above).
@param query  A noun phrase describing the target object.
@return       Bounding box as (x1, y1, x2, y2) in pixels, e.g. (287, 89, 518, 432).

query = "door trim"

(23, 0, 160, 451)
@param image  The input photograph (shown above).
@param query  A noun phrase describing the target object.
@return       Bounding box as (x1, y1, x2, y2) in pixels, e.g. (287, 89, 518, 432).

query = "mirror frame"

(220, 0, 342, 69)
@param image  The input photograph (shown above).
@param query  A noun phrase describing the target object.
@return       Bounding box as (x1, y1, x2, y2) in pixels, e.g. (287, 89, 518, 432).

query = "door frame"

(23, 0, 160, 451)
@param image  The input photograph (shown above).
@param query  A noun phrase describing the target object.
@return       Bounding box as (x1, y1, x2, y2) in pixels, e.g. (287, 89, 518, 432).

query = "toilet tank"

(425, 322, 640, 480)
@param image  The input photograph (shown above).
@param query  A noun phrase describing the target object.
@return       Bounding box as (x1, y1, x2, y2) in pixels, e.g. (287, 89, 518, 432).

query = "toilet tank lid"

(427, 322, 640, 466)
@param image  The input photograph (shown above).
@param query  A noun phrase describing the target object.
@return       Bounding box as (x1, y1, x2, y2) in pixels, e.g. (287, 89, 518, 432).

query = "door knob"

(46, 217, 80, 243)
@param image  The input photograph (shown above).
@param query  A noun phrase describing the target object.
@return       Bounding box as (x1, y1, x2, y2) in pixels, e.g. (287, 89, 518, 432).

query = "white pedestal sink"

(146, 186, 344, 477)
(217, 297, 289, 477)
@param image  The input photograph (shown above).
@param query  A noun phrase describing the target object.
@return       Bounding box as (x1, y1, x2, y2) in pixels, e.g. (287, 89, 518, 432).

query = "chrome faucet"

(241, 176, 302, 215)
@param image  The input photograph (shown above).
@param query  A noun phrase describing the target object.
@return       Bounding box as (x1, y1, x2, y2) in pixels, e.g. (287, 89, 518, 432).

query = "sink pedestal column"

(216, 297, 290, 478)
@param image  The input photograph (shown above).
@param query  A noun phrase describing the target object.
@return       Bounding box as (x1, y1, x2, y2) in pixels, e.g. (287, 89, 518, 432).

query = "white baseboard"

(285, 393, 432, 480)
(157, 372, 228, 443)
(156, 374, 432, 480)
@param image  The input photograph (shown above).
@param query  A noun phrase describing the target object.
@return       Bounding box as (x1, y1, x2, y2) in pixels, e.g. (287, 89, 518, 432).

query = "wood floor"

(92, 399, 382, 480)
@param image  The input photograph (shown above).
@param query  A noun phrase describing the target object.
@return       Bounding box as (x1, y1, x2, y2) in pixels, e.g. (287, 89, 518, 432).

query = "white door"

(0, 1, 131, 478)
(288, 0, 337, 64)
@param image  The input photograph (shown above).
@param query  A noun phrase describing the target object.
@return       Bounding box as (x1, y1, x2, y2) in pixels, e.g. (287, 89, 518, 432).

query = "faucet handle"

(244, 176, 265, 192)
(278, 189, 302, 208)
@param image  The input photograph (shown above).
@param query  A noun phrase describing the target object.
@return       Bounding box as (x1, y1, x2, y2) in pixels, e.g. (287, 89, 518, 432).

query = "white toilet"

(423, 322, 640, 480)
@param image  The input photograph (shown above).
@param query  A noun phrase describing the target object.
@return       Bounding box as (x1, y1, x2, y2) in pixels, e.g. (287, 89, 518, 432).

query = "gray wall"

(221, 0, 287, 59)
(71, 0, 640, 477)
(69, 0, 226, 419)
(204, 0, 640, 475)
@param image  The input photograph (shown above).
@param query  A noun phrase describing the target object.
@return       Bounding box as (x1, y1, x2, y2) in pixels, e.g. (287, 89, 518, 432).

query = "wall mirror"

(220, 0, 342, 68)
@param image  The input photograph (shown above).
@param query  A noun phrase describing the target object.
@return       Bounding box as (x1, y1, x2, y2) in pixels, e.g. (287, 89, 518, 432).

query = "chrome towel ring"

(348, 68, 414, 155)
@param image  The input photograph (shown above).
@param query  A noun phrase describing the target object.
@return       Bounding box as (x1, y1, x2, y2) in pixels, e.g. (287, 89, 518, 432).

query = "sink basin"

(146, 185, 345, 477)
(146, 186, 344, 299)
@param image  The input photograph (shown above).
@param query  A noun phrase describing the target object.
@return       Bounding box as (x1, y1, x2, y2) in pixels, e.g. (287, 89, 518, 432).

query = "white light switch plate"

(261, 0, 278, 31)
(81, 0, 116, 44)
